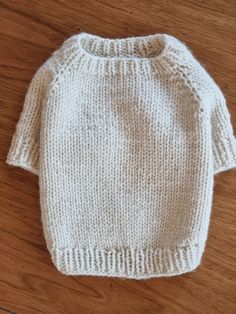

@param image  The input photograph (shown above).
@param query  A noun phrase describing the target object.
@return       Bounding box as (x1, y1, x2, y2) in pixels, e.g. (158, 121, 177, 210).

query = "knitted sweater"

(6, 32, 236, 279)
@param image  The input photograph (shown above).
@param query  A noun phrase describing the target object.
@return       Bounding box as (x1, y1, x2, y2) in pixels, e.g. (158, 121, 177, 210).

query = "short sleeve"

(6, 60, 54, 175)
(211, 87, 236, 175)
(166, 35, 236, 176)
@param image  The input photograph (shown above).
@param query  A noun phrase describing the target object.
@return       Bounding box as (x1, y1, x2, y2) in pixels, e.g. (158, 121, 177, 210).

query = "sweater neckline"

(77, 32, 167, 61)
(65, 32, 178, 76)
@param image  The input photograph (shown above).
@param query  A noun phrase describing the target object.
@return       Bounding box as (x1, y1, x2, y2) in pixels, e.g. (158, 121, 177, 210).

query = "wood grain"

(0, 1, 236, 313)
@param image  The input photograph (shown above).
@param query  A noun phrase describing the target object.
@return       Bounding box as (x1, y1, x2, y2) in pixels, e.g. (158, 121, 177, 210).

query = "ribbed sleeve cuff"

(6, 136, 39, 175)
(213, 135, 236, 175)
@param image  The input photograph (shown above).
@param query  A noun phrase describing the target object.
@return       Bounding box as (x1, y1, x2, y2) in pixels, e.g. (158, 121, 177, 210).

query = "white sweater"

(6, 32, 236, 279)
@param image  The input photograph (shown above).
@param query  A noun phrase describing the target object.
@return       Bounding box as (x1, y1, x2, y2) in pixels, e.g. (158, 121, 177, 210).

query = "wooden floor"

(1, 1, 236, 313)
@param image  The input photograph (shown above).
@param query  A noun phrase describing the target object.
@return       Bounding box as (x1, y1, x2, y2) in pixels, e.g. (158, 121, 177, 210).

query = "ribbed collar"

(62, 32, 185, 76)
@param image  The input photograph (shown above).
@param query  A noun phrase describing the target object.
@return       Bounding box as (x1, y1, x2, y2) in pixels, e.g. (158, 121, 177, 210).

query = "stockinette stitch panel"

(6, 32, 236, 279)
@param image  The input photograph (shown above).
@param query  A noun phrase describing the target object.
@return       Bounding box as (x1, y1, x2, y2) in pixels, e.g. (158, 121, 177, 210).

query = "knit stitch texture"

(6, 32, 236, 279)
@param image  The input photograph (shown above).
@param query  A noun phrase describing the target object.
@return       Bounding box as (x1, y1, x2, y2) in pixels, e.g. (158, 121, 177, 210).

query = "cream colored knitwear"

(6, 32, 236, 279)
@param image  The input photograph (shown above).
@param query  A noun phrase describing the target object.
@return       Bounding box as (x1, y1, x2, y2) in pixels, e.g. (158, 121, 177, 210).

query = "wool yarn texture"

(6, 32, 236, 279)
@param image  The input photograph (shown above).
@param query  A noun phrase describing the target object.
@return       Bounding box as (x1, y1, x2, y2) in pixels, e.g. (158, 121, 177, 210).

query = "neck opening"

(77, 32, 168, 61)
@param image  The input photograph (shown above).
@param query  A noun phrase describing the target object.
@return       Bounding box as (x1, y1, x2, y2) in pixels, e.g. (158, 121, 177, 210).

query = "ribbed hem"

(6, 157, 39, 175)
(50, 240, 206, 279)
(6, 136, 39, 175)
(213, 136, 236, 175)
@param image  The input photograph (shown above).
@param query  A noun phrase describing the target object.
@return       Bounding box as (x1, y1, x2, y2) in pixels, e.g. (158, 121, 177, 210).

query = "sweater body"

(6, 32, 236, 279)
